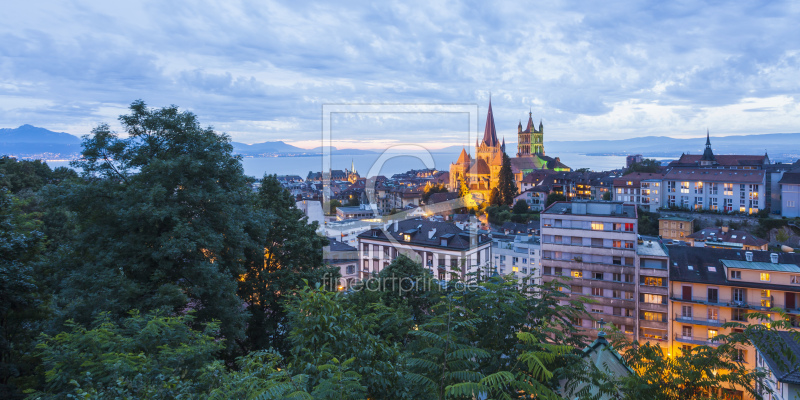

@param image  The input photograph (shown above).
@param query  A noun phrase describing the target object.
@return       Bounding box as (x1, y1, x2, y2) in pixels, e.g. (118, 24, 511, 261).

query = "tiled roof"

(357, 219, 490, 250)
(667, 246, 800, 289)
(467, 158, 491, 175)
(663, 168, 765, 183)
(669, 154, 768, 167)
(457, 148, 471, 164)
(779, 172, 800, 185)
(613, 172, 664, 187)
(686, 227, 768, 247)
(720, 259, 800, 273)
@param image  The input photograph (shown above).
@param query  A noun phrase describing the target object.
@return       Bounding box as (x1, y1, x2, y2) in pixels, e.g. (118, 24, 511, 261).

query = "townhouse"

(356, 219, 492, 281)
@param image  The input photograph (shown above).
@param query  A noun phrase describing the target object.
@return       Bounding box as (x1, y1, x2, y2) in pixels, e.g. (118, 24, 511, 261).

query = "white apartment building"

(356, 219, 492, 281)
(491, 235, 541, 285)
(780, 172, 800, 218)
(662, 168, 766, 214)
(612, 173, 663, 212)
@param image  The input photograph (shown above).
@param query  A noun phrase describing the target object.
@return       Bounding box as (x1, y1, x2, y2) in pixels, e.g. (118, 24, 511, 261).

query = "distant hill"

(0, 125, 374, 159)
(0, 125, 83, 159)
(546, 133, 800, 159)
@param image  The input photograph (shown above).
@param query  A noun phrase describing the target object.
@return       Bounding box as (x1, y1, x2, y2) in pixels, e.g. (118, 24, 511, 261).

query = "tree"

(489, 187, 502, 206)
(0, 157, 77, 194)
(512, 199, 529, 214)
(545, 193, 566, 208)
(602, 191, 612, 201)
(775, 228, 790, 244)
(328, 199, 342, 214)
(0, 189, 47, 399)
(47, 100, 258, 346)
(457, 175, 469, 198)
(238, 174, 334, 353)
(638, 209, 660, 236)
(422, 184, 448, 204)
(32, 311, 224, 399)
(624, 159, 661, 174)
(497, 152, 518, 206)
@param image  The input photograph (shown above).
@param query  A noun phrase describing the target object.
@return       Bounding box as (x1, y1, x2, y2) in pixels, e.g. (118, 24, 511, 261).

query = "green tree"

(512, 199, 529, 214)
(457, 176, 469, 198)
(238, 174, 334, 353)
(638, 209, 660, 236)
(422, 184, 449, 204)
(328, 199, 342, 215)
(0, 189, 47, 398)
(545, 193, 566, 208)
(0, 157, 77, 194)
(497, 153, 518, 206)
(775, 228, 790, 244)
(488, 187, 501, 206)
(47, 100, 258, 345)
(602, 191, 612, 201)
(32, 311, 224, 399)
(624, 159, 661, 174)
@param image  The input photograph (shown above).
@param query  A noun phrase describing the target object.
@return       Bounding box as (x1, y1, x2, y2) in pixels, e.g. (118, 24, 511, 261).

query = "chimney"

(745, 251, 753, 262)
(770, 253, 779, 264)
(721, 226, 729, 233)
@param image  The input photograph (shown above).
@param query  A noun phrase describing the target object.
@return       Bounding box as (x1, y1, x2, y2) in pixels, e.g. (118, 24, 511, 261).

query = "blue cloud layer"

(1, 0, 799, 146)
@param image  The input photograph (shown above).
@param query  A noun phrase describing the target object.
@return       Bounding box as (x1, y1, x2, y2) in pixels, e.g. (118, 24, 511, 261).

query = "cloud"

(0, 0, 799, 146)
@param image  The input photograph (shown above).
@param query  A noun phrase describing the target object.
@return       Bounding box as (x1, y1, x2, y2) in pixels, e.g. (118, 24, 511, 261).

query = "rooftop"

(543, 201, 637, 219)
(637, 237, 669, 257)
(720, 259, 800, 273)
(749, 330, 800, 385)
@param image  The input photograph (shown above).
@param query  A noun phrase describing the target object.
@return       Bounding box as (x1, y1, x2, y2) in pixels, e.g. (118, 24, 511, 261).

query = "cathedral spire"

(701, 128, 716, 162)
(481, 98, 499, 147)
(706, 128, 711, 146)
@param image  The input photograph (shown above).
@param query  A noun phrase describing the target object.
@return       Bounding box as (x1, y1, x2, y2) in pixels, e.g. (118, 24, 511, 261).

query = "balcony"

(675, 314, 727, 327)
(674, 334, 720, 347)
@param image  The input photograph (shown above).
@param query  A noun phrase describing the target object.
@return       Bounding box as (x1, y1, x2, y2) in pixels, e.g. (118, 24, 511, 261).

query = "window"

(682, 326, 693, 338)
(681, 305, 692, 317)
(733, 288, 745, 303)
(571, 270, 583, 278)
(643, 294, 664, 304)
(521, 267, 528, 274)
(591, 287, 602, 296)
(346, 265, 355, 275)
(760, 273, 770, 281)
(591, 222, 604, 231)
(792, 275, 800, 284)
(512, 266, 519, 272)
(625, 223, 634, 232)
(594, 272, 603, 280)
(708, 288, 719, 303)
(612, 290, 622, 299)
(591, 308, 603, 314)
(708, 329, 718, 340)
(643, 277, 663, 286)
(730, 270, 741, 279)
(643, 312, 664, 322)
(613, 273, 621, 281)
(613, 240, 622, 248)
(734, 349, 746, 363)
(732, 308, 746, 322)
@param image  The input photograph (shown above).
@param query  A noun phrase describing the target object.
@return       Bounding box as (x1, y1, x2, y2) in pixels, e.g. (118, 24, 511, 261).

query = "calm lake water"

(45, 152, 629, 178)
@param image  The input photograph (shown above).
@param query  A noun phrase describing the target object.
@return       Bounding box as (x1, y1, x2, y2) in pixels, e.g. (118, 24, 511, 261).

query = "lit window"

(512, 266, 519, 272)
(571, 270, 583, 278)
(591, 222, 604, 230)
(708, 329, 718, 339)
(760, 273, 770, 281)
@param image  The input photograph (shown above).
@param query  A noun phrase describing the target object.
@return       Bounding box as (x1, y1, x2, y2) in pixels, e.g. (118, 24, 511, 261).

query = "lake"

(44, 152, 629, 178)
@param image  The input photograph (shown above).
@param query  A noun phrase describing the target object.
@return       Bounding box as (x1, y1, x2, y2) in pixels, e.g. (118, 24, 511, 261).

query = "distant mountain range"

(0, 125, 374, 159)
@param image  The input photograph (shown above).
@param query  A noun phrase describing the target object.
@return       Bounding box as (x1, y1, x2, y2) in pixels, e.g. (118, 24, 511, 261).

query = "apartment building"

(662, 168, 766, 214)
(637, 236, 671, 348)
(668, 246, 800, 374)
(491, 235, 541, 285)
(356, 219, 492, 281)
(324, 238, 360, 289)
(612, 172, 664, 212)
(658, 215, 695, 242)
(780, 172, 800, 218)
(541, 201, 642, 341)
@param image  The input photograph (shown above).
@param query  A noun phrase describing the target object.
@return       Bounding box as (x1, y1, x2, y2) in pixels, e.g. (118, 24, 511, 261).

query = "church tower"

(517, 111, 545, 157)
(476, 98, 501, 165)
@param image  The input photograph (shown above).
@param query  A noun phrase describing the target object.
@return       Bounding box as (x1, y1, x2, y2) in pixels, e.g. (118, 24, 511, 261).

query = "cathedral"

(449, 99, 570, 201)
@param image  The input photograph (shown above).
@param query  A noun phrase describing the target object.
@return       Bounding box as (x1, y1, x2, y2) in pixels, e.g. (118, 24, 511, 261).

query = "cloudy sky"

(2, 0, 800, 149)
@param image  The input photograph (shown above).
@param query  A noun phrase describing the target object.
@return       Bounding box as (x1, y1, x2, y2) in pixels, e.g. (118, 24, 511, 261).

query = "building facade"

(658, 216, 694, 242)
(780, 172, 800, 218)
(491, 235, 541, 285)
(668, 246, 800, 384)
(541, 201, 642, 341)
(356, 219, 492, 281)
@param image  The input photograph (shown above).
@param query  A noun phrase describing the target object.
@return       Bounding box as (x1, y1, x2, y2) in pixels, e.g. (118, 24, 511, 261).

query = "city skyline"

(2, 1, 800, 149)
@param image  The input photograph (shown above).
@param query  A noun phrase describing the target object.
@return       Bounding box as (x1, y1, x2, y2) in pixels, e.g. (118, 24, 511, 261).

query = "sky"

(2, 0, 800, 150)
